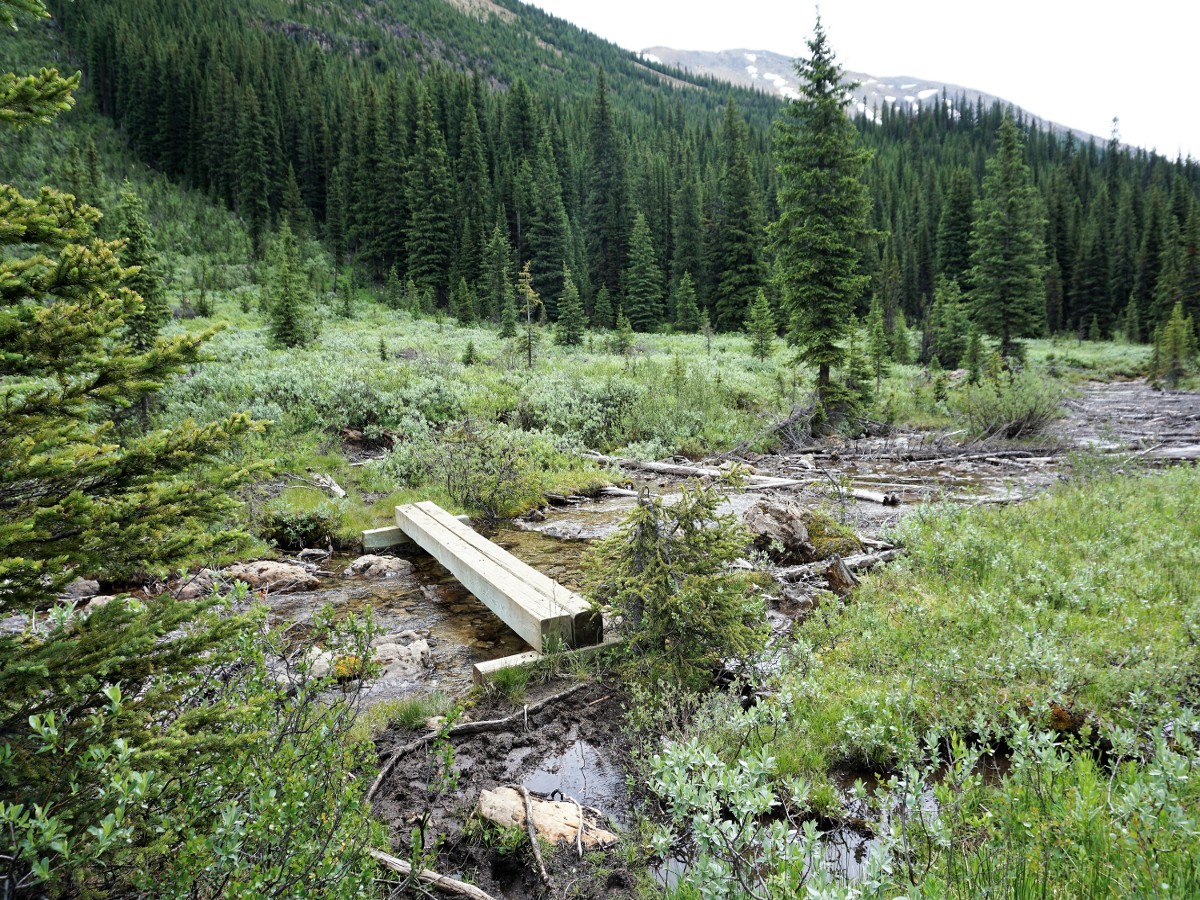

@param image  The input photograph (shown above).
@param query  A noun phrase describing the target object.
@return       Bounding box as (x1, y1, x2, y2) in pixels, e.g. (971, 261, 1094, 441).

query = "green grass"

(346, 691, 454, 745)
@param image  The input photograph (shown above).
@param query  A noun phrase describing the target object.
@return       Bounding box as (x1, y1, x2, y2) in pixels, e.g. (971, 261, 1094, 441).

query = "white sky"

(528, 0, 1198, 160)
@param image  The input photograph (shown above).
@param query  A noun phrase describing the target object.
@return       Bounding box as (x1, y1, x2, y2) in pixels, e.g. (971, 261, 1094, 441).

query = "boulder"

(343, 554, 414, 579)
(63, 578, 100, 601)
(743, 498, 816, 564)
(477, 786, 617, 849)
(173, 569, 220, 600)
(225, 561, 319, 593)
(372, 640, 432, 680)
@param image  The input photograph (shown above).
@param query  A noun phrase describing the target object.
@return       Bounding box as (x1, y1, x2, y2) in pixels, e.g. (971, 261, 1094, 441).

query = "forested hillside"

(37, 0, 1200, 341)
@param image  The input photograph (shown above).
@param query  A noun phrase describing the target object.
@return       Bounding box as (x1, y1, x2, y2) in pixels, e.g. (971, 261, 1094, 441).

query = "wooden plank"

(395, 505, 573, 651)
(471, 637, 624, 685)
(363, 514, 472, 550)
(409, 502, 602, 646)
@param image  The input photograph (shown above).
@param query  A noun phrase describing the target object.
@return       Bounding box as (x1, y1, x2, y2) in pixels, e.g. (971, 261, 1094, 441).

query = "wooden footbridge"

(363, 502, 604, 680)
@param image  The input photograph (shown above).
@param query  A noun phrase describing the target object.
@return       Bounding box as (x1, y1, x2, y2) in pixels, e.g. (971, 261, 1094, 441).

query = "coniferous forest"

(3, 0, 1200, 897)
(48, 0, 1200, 340)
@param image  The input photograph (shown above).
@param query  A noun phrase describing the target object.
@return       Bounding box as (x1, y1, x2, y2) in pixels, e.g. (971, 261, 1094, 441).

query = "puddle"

(521, 738, 626, 812)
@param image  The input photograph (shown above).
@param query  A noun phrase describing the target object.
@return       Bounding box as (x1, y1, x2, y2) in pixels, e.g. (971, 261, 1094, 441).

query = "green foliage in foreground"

(585, 478, 768, 689)
(640, 467, 1200, 897)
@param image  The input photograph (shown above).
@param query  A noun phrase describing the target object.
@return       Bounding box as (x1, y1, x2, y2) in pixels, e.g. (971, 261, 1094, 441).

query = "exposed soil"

(372, 679, 637, 899)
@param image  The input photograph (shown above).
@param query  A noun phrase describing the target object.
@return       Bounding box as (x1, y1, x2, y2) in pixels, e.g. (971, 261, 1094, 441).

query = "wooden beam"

(411, 502, 601, 645)
(395, 504, 574, 651)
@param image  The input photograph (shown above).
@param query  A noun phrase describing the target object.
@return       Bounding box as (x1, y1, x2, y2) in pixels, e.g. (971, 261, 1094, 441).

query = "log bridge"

(364, 502, 602, 667)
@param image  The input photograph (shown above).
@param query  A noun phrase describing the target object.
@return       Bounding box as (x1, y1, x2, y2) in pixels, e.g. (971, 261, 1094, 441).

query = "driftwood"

(477, 786, 618, 850)
(777, 549, 903, 583)
(369, 848, 497, 900)
(280, 471, 347, 498)
(850, 488, 900, 506)
(582, 453, 802, 489)
(1146, 444, 1200, 461)
(366, 682, 590, 802)
(824, 556, 860, 596)
(519, 786, 555, 891)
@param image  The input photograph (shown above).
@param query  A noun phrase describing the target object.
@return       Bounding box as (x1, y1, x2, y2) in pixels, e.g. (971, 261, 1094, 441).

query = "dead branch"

(369, 848, 497, 900)
(520, 785, 555, 892)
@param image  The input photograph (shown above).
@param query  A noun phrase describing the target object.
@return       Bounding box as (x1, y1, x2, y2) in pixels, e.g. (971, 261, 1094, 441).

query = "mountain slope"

(642, 46, 1103, 145)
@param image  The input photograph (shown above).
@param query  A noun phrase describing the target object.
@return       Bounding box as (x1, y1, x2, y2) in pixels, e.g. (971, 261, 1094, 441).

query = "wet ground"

(305, 380, 1199, 894)
(373, 680, 636, 899)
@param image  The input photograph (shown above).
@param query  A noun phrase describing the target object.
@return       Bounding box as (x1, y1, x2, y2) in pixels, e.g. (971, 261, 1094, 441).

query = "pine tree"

(527, 124, 570, 313)
(623, 211, 663, 331)
(968, 113, 1047, 358)
(0, 9, 261, 888)
(745, 288, 776, 361)
(708, 97, 764, 331)
(671, 142, 705, 301)
(592, 285, 614, 330)
(929, 275, 969, 367)
(452, 276, 476, 324)
(672, 272, 702, 333)
(937, 167, 974, 285)
(516, 261, 542, 368)
(555, 265, 585, 346)
(267, 222, 316, 348)
(866, 295, 889, 391)
(115, 183, 168, 352)
(769, 15, 873, 406)
(406, 86, 454, 305)
(586, 70, 629, 300)
(499, 281, 518, 338)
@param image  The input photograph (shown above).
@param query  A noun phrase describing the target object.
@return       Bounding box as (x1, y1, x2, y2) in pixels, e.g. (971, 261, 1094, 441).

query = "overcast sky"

(528, 0, 1197, 160)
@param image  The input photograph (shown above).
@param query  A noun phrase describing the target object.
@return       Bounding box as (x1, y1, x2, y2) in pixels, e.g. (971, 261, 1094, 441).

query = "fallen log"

(367, 682, 590, 802)
(777, 549, 903, 583)
(582, 453, 802, 489)
(1146, 444, 1200, 461)
(369, 848, 497, 900)
(824, 556, 859, 597)
(850, 488, 901, 506)
(477, 786, 618, 850)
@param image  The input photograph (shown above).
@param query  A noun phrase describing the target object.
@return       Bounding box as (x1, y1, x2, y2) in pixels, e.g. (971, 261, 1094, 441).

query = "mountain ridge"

(641, 45, 1106, 146)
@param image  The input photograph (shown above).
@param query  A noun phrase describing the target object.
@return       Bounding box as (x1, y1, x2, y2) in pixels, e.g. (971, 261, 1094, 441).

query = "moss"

(802, 509, 862, 558)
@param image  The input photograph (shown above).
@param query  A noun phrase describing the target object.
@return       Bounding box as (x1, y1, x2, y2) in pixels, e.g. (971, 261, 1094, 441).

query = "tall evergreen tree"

(671, 142, 705, 300)
(623, 211, 663, 331)
(115, 183, 168, 352)
(267, 222, 315, 348)
(672, 271, 702, 333)
(745, 288, 776, 361)
(968, 114, 1047, 358)
(526, 123, 570, 314)
(480, 220, 513, 322)
(769, 15, 873, 403)
(708, 97, 764, 331)
(585, 70, 629, 300)
(406, 86, 455, 305)
(937, 166, 974, 285)
(555, 265, 585, 346)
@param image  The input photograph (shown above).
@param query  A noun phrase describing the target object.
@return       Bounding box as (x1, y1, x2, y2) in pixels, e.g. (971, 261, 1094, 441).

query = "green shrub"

(952, 367, 1065, 438)
(585, 479, 767, 689)
(263, 493, 346, 549)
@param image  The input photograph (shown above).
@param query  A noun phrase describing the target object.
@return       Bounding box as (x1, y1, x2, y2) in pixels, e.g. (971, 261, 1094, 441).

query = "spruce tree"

(672, 272, 702, 333)
(968, 113, 1047, 358)
(769, 15, 873, 406)
(586, 70, 629, 300)
(115, 183, 168, 352)
(745, 288, 776, 361)
(866, 295, 889, 391)
(592, 285, 614, 330)
(671, 142, 705, 302)
(555, 265, 585, 346)
(936, 167, 974, 285)
(267, 222, 315, 348)
(708, 97, 764, 331)
(0, 9, 263, 889)
(499, 281, 518, 338)
(623, 211, 663, 331)
(406, 86, 454, 305)
(1154, 301, 1197, 387)
(480, 221, 513, 322)
(527, 123, 570, 313)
